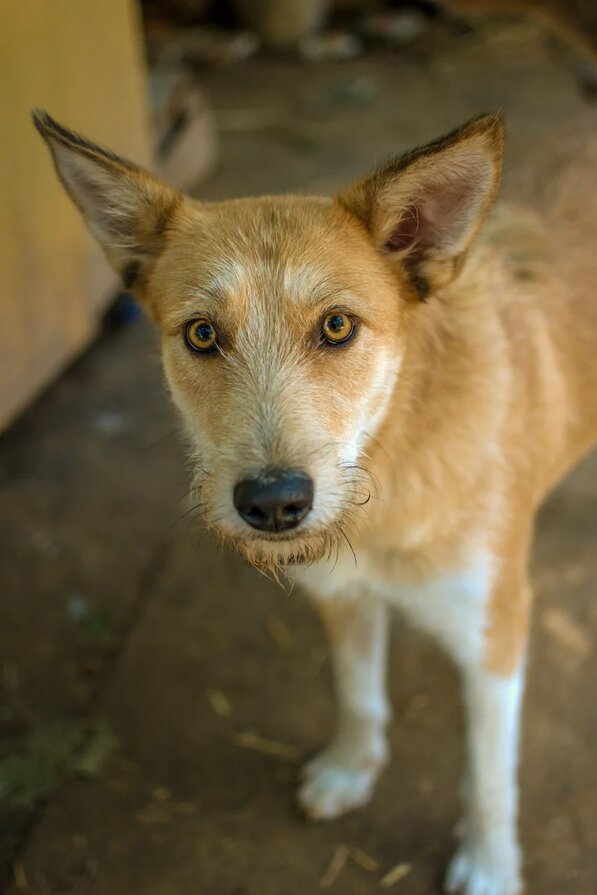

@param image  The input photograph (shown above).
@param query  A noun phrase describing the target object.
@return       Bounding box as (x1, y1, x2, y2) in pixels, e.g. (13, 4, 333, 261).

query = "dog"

(34, 108, 597, 895)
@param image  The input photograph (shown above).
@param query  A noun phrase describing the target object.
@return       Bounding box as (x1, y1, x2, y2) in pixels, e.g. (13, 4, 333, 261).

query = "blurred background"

(1, 2, 596, 893)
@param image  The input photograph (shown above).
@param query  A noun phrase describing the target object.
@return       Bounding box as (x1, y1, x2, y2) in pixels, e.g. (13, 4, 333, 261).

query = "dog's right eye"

(185, 319, 218, 353)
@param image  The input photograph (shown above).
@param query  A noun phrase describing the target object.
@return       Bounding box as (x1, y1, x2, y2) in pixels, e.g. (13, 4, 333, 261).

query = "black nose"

(234, 470, 314, 532)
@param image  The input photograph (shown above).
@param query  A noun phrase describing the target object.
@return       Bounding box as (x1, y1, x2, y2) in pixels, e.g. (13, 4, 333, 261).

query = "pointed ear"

(32, 109, 181, 297)
(336, 114, 504, 299)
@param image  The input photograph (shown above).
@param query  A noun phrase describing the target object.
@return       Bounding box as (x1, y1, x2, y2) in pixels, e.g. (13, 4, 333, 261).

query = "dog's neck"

(362, 242, 514, 564)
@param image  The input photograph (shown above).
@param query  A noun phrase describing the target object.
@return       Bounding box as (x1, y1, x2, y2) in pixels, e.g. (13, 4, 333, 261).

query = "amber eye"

(321, 312, 355, 345)
(185, 319, 218, 353)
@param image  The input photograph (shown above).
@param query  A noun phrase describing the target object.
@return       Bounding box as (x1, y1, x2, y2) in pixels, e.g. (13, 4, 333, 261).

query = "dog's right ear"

(32, 109, 181, 303)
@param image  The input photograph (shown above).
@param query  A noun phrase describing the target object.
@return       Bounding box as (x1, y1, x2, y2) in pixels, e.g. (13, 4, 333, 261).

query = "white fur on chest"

(295, 551, 494, 668)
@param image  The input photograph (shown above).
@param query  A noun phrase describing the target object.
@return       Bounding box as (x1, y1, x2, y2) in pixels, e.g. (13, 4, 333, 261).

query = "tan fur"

(34, 109, 597, 895)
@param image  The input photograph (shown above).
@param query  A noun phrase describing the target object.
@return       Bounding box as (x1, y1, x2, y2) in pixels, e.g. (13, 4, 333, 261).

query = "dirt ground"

(1, 18, 597, 895)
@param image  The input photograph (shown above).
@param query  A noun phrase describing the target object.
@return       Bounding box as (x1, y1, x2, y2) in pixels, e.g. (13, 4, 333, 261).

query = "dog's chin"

(230, 529, 331, 573)
(205, 501, 361, 575)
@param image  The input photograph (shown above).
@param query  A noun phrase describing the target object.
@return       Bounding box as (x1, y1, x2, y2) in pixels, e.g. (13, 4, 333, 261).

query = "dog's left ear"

(336, 114, 504, 299)
(32, 109, 182, 306)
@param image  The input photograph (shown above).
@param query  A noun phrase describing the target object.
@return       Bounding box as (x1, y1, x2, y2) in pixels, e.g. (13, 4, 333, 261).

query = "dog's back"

(547, 138, 597, 460)
(479, 135, 597, 495)
(532, 137, 597, 476)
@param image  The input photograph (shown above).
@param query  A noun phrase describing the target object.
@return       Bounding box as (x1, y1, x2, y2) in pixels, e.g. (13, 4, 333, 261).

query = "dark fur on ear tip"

(472, 111, 506, 148)
(377, 112, 506, 184)
(31, 108, 85, 147)
(31, 107, 53, 136)
(31, 109, 78, 148)
(31, 108, 139, 172)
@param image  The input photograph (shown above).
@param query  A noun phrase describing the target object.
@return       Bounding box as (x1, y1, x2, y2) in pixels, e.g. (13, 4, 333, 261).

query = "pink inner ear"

(384, 197, 442, 257)
(384, 204, 421, 253)
(383, 172, 483, 257)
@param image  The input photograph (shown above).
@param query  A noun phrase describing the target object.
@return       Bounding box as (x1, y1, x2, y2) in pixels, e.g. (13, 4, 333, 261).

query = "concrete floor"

(1, 19, 597, 895)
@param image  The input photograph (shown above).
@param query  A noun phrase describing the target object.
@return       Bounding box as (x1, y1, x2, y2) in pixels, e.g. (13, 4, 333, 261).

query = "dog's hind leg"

(298, 594, 390, 820)
(445, 561, 531, 895)
(445, 662, 525, 895)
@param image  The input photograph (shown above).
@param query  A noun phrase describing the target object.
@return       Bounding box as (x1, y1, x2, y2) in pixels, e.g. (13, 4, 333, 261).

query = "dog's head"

(33, 110, 503, 572)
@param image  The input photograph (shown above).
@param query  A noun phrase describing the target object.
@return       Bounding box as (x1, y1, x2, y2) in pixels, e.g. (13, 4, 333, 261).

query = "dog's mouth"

(230, 527, 335, 572)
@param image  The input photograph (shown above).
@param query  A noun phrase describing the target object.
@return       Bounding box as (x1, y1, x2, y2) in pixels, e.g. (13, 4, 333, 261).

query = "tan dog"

(34, 108, 597, 895)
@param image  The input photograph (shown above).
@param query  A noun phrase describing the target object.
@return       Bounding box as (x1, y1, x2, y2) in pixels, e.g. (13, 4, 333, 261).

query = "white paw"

(445, 841, 522, 895)
(298, 728, 388, 820)
(298, 760, 378, 820)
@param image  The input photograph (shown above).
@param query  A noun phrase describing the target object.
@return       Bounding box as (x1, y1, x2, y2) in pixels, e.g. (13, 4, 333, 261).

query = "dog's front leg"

(445, 661, 525, 895)
(298, 594, 390, 820)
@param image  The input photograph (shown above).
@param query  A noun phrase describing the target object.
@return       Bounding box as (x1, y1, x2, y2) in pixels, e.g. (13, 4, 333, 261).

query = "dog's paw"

(297, 760, 378, 820)
(298, 728, 388, 820)
(444, 840, 522, 895)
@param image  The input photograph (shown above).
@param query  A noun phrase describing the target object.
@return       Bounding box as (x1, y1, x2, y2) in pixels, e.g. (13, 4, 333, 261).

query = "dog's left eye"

(185, 319, 218, 353)
(321, 312, 355, 345)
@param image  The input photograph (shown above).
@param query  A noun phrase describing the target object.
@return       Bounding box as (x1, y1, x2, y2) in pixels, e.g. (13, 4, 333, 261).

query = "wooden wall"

(0, 0, 152, 432)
